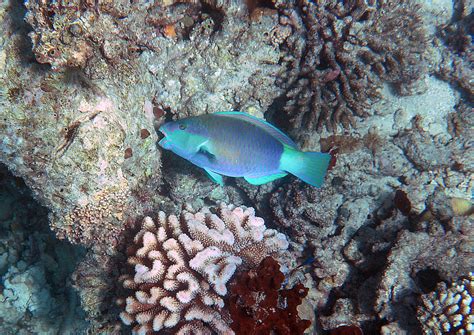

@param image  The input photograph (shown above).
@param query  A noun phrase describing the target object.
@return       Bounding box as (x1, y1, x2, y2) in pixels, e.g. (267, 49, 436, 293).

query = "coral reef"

(0, 0, 288, 252)
(0, 164, 88, 334)
(1, 0, 162, 252)
(272, 0, 427, 135)
(117, 204, 288, 334)
(266, 109, 472, 333)
(374, 220, 473, 331)
(24, 0, 285, 115)
(71, 250, 124, 333)
(58, 181, 131, 246)
(228, 256, 311, 335)
(435, 0, 473, 102)
(0, 0, 472, 334)
(417, 272, 473, 334)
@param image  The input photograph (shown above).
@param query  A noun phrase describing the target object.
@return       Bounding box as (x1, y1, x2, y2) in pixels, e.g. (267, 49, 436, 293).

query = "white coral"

(417, 272, 473, 335)
(119, 203, 288, 334)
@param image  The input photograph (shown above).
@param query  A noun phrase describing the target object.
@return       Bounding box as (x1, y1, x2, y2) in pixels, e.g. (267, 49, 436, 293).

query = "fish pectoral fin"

(244, 173, 288, 185)
(197, 145, 217, 161)
(204, 169, 224, 186)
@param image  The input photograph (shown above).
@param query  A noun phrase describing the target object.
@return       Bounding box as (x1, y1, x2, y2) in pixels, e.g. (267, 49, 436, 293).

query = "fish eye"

(179, 123, 186, 130)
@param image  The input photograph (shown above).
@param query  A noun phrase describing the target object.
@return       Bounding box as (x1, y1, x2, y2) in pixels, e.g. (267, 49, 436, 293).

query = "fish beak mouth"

(158, 125, 168, 138)
(158, 127, 172, 149)
(158, 137, 171, 149)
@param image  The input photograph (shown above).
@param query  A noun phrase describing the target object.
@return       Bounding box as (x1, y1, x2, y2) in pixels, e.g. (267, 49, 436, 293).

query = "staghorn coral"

(417, 272, 473, 335)
(272, 0, 427, 134)
(228, 256, 311, 335)
(117, 203, 288, 334)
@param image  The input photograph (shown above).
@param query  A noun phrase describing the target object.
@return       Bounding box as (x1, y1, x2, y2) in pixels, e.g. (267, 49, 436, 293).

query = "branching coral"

(228, 256, 311, 335)
(117, 203, 288, 334)
(273, 0, 427, 133)
(417, 272, 473, 334)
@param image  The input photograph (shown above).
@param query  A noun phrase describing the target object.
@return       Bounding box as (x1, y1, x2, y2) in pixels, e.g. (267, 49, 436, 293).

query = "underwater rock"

(71, 250, 124, 333)
(0, 164, 87, 334)
(117, 203, 288, 334)
(1, 1, 162, 252)
(375, 224, 473, 332)
(273, 0, 427, 135)
(143, 5, 284, 119)
(435, 0, 473, 102)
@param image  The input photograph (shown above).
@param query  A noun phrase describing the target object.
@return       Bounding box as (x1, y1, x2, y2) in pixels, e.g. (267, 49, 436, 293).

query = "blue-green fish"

(158, 112, 331, 187)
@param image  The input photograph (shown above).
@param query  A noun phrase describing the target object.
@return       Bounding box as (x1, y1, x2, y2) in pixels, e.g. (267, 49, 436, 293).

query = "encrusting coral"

(273, 0, 427, 134)
(57, 181, 131, 246)
(117, 203, 288, 334)
(417, 272, 473, 334)
(228, 256, 311, 335)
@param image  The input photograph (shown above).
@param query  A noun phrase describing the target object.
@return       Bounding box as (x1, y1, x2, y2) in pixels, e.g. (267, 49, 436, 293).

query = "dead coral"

(375, 223, 473, 331)
(436, 0, 473, 101)
(270, 182, 344, 243)
(24, 1, 209, 71)
(117, 204, 288, 334)
(228, 256, 311, 335)
(72, 251, 122, 331)
(274, 0, 427, 134)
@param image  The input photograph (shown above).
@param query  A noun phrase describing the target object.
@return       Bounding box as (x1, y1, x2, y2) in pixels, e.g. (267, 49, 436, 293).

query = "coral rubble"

(228, 256, 311, 335)
(118, 204, 288, 334)
(417, 272, 474, 334)
(273, 0, 427, 134)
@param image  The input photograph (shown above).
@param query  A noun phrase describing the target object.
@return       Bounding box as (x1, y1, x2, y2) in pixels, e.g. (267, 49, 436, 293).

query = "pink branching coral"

(117, 203, 289, 334)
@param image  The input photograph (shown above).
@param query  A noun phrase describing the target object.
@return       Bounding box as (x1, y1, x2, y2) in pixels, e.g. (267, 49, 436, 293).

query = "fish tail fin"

(280, 146, 331, 188)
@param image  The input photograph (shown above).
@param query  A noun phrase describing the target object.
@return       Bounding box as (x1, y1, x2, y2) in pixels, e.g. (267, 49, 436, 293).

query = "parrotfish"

(158, 112, 331, 187)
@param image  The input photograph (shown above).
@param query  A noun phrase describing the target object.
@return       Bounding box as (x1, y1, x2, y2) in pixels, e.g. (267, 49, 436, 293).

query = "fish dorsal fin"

(213, 111, 298, 148)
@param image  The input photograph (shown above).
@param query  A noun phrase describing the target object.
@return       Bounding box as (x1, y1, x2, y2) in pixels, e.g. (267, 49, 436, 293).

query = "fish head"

(158, 118, 208, 159)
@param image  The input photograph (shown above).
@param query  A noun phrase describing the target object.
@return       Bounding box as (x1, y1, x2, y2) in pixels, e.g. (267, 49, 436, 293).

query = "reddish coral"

(228, 256, 311, 335)
(329, 325, 363, 335)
